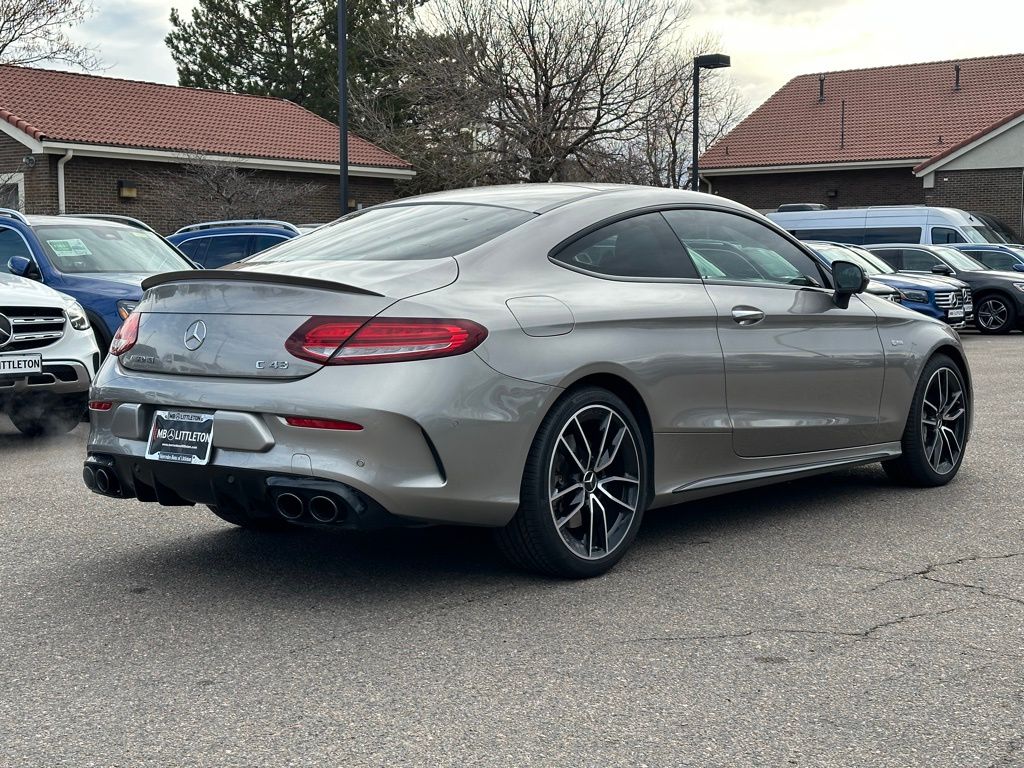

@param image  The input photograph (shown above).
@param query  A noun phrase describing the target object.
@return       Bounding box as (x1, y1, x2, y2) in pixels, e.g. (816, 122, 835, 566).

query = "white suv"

(0, 272, 99, 435)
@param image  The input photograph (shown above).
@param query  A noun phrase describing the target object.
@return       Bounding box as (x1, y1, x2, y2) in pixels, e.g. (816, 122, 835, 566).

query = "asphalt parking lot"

(1, 333, 1021, 768)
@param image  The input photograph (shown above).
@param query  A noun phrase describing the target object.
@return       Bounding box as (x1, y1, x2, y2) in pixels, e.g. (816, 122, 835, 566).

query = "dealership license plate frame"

(0, 353, 43, 378)
(146, 410, 215, 465)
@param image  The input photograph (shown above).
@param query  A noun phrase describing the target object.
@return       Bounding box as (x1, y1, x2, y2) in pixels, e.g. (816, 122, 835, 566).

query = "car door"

(663, 208, 886, 458)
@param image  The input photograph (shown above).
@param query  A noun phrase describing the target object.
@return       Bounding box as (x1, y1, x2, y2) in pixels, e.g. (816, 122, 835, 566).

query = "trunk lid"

(124, 259, 456, 378)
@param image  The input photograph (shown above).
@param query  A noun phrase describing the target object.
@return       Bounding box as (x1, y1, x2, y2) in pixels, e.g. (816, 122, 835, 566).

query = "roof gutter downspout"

(57, 149, 73, 214)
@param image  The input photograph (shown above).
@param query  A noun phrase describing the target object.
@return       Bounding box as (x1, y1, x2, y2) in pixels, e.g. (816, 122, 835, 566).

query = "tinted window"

(869, 249, 901, 269)
(553, 213, 697, 279)
(251, 234, 288, 254)
(248, 204, 534, 263)
(201, 235, 250, 268)
(901, 249, 941, 271)
(176, 238, 206, 260)
(973, 252, 1015, 270)
(861, 227, 922, 245)
(0, 227, 32, 271)
(665, 209, 823, 287)
(932, 227, 966, 244)
(792, 228, 865, 245)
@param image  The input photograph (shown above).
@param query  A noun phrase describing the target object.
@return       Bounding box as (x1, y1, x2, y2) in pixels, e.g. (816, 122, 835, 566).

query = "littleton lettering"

(155, 428, 211, 443)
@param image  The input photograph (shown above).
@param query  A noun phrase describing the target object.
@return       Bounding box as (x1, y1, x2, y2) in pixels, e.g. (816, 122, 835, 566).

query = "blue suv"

(807, 241, 973, 327)
(167, 220, 300, 268)
(0, 210, 195, 348)
(949, 243, 1024, 273)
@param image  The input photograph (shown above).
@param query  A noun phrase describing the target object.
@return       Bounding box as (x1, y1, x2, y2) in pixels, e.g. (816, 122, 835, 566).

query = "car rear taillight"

(286, 316, 487, 365)
(110, 312, 140, 356)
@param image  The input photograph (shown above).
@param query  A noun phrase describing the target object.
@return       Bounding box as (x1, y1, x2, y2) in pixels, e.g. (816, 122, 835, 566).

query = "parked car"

(948, 243, 1024, 273)
(167, 220, 300, 267)
(768, 206, 1007, 246)
(296, 223, 327, 234)
(808, 241, 973, 327)
(1, 271, 99, 435)
(867, 243, 1024, 334)
(0, 210, 196, 350)
(84, 185, 972, 578)
(686, 237, 905, 304)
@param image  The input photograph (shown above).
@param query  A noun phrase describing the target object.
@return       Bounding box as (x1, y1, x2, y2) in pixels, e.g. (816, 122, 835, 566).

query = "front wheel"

(975, 295, 1016, 334)
(495, 387, 650, 578)
(883, 354, 969, 487)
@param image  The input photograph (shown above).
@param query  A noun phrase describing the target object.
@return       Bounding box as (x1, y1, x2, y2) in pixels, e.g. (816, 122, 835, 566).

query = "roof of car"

(20, 214, 137, 229)
(386, 183, 743, 214)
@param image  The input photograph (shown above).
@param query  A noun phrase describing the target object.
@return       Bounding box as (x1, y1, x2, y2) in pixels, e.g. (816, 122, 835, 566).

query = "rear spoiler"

(141, 269, 383, 297)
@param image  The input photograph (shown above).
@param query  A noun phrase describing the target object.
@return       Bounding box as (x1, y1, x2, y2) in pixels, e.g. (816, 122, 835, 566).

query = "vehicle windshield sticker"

(46, 238, 92, 257)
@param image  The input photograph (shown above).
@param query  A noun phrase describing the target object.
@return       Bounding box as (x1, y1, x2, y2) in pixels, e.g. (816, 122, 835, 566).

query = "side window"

(552, 213, 697, 279)
(792, 228, 864, 245)
(861, 227, 922, 245)
(901, 248, 940, 271)
(664, 209, 824, 287)
(176, 238, 207, 262)
(973, 252, 1013, 270)
(250, 234, 288, 255)
(0, 227, 32, 272)
(869, 249, 901, 269)
(932, 227, 966, 244)
(201, 235, 250, 268)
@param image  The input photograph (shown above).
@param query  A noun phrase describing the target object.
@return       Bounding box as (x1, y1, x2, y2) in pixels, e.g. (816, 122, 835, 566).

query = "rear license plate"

(146, 410, 214, 465)
(0, 353, 42, 377)
(948, 308, 965, 321)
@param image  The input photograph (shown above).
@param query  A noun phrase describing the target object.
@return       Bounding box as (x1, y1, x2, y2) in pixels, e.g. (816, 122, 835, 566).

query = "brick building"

(699, 54, 1024, 237)
(0, 66, 412, 233)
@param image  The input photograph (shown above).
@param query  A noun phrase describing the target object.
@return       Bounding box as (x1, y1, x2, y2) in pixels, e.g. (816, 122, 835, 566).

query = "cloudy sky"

(79, 0, 1022, 111)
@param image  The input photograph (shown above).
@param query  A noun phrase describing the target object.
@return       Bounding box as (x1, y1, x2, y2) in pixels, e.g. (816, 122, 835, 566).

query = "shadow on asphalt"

(75, 463, 909, 598)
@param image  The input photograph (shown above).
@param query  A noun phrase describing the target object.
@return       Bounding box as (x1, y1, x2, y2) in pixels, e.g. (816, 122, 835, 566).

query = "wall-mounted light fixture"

(117, 179, 138, 199)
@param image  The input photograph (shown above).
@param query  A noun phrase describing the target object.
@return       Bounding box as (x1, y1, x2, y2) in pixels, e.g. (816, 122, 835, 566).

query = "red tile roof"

(700, 53, 1024, 171)
(0, 65, 410, 169)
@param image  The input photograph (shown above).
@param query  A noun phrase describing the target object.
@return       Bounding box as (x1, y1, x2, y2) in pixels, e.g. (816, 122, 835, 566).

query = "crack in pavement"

(634, 606, 964, 646)
(853, 553, 1024, 605)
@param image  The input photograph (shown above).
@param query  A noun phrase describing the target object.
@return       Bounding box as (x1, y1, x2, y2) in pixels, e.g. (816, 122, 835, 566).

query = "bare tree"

(354, 0, 743, 193)
(147, 154, 327, 227)
(0, 0, 99, 69)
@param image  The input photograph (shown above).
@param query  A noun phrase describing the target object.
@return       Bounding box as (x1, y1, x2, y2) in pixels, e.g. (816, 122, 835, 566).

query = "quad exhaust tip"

(309, 495, 340, 523)
(276, 492, 304, 520)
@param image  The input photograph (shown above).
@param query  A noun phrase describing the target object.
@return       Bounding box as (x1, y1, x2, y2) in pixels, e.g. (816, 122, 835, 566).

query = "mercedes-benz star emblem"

(0, 314, 12, 350)
(183, 319, 207, 351)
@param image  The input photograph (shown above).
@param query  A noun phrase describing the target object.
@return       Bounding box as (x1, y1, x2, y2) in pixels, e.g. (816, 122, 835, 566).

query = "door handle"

(731, 307, 765, 325)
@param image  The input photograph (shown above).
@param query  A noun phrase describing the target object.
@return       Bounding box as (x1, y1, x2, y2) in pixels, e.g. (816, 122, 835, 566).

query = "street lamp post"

(337, 0, 349, 215)
(691, 53, 731, 192)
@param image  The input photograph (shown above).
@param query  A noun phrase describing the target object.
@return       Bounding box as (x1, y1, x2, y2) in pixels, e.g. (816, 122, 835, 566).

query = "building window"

(0, 172, 25, 210)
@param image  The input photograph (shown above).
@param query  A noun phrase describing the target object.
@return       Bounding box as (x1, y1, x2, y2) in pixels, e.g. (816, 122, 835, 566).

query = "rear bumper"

(83, 453, 406, 529)
(86, 353, 558, 527)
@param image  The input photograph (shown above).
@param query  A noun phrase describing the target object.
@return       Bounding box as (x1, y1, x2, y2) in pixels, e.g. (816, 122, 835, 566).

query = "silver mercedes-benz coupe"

(84, 185, 972, 577)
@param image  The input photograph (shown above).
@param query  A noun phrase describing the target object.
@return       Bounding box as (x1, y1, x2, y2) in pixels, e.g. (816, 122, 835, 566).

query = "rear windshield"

(36, 225, 192, 274)
(247, 204, 534, 263)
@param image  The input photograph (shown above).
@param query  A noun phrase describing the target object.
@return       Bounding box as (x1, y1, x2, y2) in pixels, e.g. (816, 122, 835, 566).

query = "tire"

(207, 505, 292, 532)
(494, 386, 650, 578)
(883, 354, 969, 487)
(974, 294, 1016, 334)
(9, 395, 86, 436)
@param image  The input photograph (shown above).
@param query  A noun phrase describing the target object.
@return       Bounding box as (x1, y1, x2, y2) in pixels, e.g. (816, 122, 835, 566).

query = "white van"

(767, 206, 1007, 246)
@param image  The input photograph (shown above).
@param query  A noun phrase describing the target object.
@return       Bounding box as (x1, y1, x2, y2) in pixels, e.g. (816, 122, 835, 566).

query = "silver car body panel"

(88, 185, 971, 527)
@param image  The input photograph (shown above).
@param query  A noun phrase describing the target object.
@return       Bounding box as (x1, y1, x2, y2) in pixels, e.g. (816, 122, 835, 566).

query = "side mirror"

(7, 256, 37, 279)
(1013, 263, 1024, 273)
(831, 260, 868, 309)
(931, 263, 954, 276)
